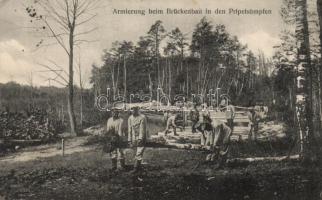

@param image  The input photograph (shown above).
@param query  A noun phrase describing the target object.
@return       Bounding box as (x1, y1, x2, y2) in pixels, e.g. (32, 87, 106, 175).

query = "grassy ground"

(0, 144, 321, 200)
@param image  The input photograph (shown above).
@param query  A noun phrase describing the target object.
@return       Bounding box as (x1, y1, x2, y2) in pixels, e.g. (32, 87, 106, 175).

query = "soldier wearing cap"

(106, 108, 125, 171)
(128, 106, 147, 173)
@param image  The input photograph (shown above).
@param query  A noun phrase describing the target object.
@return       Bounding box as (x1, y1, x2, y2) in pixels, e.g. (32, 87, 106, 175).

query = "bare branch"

(76, 13, 97, 26)
(42, 19, 70, 55)
(35, 70, 63, 73)
(47, 33, 68, 38)
(64, 0, 72, 27)
(74, 39, 99, 45)
(37, 63, 69, 84)
(50, 78, 67, 87)
(30, 42, 57, 52)
(47, 59, 69, 77)
(37, 72, 66, 87)
(38, 1, 69, 31)
(75, 27, 98, 36)
(76, 0, 100, 17)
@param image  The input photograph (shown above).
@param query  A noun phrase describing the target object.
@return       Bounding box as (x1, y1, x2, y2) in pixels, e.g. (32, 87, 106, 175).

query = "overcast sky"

(0, 0, 284, 87)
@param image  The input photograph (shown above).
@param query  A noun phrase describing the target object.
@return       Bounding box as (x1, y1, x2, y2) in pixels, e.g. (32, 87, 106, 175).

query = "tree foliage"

(92, 18, 273, 106)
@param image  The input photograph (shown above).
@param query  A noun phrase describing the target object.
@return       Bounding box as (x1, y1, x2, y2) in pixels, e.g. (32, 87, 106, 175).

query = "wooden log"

(227, 154, 300, 164)
(5, 139, 42, 143)
(145, 142, 211, 152)
(145, 142, 300, 164)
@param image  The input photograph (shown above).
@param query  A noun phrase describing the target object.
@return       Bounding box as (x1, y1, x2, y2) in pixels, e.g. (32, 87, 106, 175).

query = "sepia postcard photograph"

(0, 0, 322, 199)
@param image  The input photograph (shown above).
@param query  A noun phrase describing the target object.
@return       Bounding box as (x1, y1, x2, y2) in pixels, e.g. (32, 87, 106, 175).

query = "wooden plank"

(227, 154, 300, 164)
(5, 139, 42, 142)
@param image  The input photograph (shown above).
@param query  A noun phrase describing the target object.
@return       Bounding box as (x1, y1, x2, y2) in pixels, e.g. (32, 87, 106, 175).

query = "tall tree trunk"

(78, 58, 83, 130)
(68, 26, 77, 136)
(112, 61, 116, 100)
(295, 0, 315, 161)
(80, 89, 83, 129)
(156, 31, 160, 88)
(317, 0, 322, 128)
(169, 56, 172, 99)
(161, 61, 165, 88)
(148, 73, 153, 98)
(186, 61, 189, 97)
(116, 59, 120, 96)
(181, 50, 184, 94)
(123, 56, 127, 102)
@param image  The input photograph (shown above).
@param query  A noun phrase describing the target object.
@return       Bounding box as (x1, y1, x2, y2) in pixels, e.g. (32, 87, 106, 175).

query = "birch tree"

(295, 0, 315, 160)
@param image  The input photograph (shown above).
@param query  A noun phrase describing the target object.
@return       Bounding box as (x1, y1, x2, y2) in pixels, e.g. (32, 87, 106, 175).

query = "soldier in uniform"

(247, 107, 261, 140)
(128, 106, 147, 173)
(190, 105, 199, 133)
(194, 104, 212, 146)
(220, 100, 235, 133)
(106, 109, 125, 171)
(205, 119, 232, 167)
(164, 112, 178, 136)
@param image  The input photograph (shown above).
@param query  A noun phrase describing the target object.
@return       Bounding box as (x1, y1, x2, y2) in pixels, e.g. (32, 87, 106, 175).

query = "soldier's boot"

(119, 159, 126, 171)
(110, 158, 117, 172)
(131, 159, 141, 174)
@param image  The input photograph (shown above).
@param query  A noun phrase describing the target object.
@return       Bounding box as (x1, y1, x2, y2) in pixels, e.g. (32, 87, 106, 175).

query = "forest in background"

(91, 17, 274, 107)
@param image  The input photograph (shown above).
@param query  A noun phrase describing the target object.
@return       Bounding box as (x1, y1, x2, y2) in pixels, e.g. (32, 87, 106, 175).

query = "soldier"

(205, 119, 232, 167)
(194, 104, 212, 145)
(220, 100, 235, 132)
(106, 109, 125, 171)
(128, 106, 147, 173)
(190, 105, 199, 133)
(164, 112, 178, 136)
(247, 108, 261, 140)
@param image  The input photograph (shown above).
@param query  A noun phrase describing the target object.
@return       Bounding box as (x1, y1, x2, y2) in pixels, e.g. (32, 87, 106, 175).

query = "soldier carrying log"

(106, 108, 126, 172)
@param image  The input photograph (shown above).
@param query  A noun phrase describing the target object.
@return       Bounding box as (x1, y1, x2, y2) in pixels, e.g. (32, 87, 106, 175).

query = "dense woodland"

(91, 17, 274, 107)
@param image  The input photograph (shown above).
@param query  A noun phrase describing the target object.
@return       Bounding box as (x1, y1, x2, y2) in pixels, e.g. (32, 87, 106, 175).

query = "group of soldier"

(164, 102, 263, 164)
(106, 106, 147, 173)
(106, 103, 263, 172)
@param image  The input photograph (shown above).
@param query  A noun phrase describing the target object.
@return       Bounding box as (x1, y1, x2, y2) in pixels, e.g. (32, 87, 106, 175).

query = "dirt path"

(0, 137, 93, 163)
